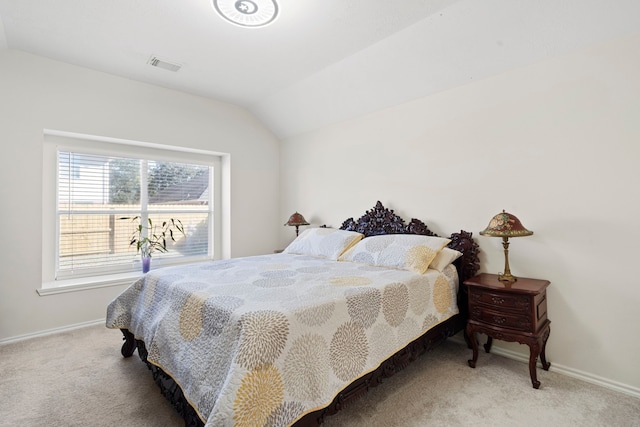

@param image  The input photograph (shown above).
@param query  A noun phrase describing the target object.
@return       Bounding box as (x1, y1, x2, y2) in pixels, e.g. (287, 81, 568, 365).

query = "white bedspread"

(106, 253, 459, 427)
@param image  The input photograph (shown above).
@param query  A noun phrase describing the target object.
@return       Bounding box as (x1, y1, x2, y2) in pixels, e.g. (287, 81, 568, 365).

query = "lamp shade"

(284, 212, 309, 237)
(480, 210, 533, 238)
(284, 212, 309, 227)
(480, 210, 532, 284)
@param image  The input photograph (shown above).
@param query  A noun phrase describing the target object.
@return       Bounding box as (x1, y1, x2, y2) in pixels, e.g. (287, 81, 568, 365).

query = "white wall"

(0, 49, 280, 341)
(279, 33, 640, 393)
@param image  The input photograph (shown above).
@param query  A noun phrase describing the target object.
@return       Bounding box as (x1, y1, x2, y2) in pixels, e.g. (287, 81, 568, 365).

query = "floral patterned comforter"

(106, 253, 459, 427)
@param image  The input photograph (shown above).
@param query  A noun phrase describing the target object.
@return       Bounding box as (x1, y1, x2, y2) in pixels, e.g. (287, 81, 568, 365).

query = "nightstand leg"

(540, 324, 551, 371)
(484, 336, 493, 353)
(466, 324, 478, 368)
(527, 345, 541, 389)
(529, 352, 540, 389)
(462, 329, 472, 349)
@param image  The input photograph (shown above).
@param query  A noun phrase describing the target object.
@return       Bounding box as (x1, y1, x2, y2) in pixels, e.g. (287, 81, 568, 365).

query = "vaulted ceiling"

(1, 0, 639, 139)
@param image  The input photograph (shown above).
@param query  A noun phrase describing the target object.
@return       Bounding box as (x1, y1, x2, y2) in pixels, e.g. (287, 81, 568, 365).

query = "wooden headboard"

(339, 201, 480, 284)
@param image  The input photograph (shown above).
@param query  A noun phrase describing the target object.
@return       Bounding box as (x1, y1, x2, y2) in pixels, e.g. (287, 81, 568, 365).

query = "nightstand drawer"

(470, 306, 533, 332)
(469, 289, 531, 312)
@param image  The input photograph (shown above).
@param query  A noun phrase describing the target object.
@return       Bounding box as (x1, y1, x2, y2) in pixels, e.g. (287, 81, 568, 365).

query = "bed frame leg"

(120, 329, 136, 357)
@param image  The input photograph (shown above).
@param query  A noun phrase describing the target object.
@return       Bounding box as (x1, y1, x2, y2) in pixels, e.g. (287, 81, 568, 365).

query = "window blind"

(57, 150, 212, 278)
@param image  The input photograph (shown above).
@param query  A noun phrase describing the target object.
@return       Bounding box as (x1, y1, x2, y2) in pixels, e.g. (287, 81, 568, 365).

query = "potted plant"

(122, 216, 185, 273)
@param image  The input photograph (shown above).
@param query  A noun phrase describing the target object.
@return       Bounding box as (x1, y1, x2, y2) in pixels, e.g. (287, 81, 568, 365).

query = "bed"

(106, 201, 479, 427)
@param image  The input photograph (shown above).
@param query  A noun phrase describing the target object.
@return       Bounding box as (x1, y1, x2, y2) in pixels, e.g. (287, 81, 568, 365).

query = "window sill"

(38, 271, 141, 296)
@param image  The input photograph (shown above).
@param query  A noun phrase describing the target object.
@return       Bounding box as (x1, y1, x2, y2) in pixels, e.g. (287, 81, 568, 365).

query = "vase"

(142, 256, 151, 273)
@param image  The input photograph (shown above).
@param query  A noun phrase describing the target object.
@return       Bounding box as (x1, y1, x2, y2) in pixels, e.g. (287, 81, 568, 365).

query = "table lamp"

(284, 212, 309, 237)
(480, 210, 533, 284)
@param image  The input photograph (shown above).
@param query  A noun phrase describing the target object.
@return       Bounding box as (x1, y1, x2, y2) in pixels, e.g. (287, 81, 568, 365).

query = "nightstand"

(465, 273, 551, 389)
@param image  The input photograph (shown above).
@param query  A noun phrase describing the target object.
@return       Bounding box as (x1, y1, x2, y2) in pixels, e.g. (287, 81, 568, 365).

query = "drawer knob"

(491, 296, 505, 304)
(492, 316, 507, 325)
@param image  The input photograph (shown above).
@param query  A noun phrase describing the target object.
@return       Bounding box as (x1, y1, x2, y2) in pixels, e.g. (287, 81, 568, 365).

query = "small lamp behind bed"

(480, 210, 533, 284)
(285, 212, 310, 237)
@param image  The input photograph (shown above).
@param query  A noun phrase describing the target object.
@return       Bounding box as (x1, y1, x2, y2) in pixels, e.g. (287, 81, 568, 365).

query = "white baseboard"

(0, 318, 106, 345)
(449, 335, 640, 399)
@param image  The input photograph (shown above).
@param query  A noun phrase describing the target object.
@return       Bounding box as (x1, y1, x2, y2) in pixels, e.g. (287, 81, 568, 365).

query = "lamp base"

(498, 272, 517, 286)
(499, 237, 517, 286)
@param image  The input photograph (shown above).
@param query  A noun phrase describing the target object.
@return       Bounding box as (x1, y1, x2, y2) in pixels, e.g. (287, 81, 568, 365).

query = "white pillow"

(283, 228, 364, 260)
(428, 247, 463, 272)
(338, 234, 451, 274)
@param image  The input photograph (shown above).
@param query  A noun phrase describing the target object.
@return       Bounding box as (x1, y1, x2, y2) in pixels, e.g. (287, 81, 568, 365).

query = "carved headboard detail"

(341, 201, 406, 236)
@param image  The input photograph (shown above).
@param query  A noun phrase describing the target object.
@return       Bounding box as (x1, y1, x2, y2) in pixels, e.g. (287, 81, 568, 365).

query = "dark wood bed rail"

(119, 201, 479, 427)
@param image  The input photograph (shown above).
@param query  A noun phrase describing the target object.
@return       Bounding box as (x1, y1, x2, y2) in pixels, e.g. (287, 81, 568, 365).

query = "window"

(42, 131, 223, 288)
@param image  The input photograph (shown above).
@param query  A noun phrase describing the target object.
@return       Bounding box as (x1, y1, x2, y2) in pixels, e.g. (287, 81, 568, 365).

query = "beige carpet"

(1, 324, 638, 427)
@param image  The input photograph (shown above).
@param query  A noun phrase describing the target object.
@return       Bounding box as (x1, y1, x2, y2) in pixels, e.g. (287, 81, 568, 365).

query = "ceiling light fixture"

(213, 0, 279, 28)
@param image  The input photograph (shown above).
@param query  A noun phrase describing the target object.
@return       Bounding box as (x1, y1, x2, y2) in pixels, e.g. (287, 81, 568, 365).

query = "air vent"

(148, 56, 182, 72)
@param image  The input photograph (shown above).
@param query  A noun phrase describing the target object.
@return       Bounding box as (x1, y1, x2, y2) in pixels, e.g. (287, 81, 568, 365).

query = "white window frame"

(40, 130, 224, 294)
